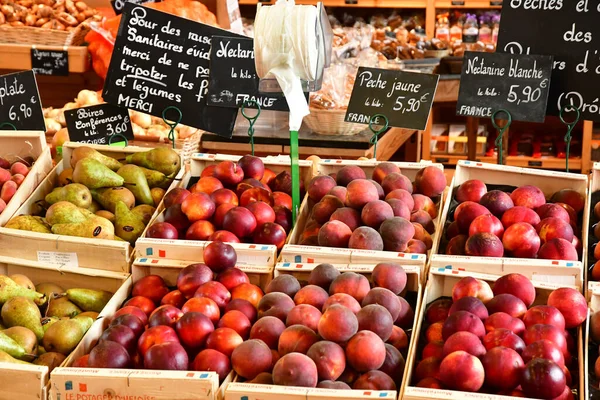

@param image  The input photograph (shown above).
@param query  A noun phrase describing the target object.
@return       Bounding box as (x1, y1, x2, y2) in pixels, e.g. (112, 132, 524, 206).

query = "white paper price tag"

(37, 251, 79, 268)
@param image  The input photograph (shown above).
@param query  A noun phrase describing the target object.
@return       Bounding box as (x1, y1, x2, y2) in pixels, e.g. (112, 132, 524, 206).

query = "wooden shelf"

(434, 0, 502, 8)
(0, 44, 90, 74)
(239, 0, 426, 7)
(430, 154, 582, 170)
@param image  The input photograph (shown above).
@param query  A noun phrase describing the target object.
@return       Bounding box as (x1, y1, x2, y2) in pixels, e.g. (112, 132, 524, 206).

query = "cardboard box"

(402, 264, 584, 400)
(0, 131, 53, 226)
(53, 259, 274, 400)
(135, 153, 315, 267)
(282, 160, 446, 280)
(431, 160, 588, 278)
(0, 255, 128, 400)
(0, 142, 184, 272)
(223, 262, 423, 400)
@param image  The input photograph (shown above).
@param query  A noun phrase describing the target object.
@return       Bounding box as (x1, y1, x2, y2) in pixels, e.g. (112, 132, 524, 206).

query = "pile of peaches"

(0, 156, 33, 214)
(71, 243, 415, 392)
(444, 180, 584, 260)
(300, 163, 446, 253)
(146, 155, 295, 250)
(413, 274, 586, 399)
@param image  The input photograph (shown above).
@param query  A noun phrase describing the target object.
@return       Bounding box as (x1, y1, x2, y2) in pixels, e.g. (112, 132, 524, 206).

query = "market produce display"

(0, 0, 99, 30)
(146, 155, 295, 249)
(0, 155, 35, 215)
(412, 274, 585, 398)
(299, 163, 445, 253)
(44, 90, 199, 154)
(0, 273, 112, 371)
(443, 180, 584, 260)
(72, 252, 413, 391)
(5, 146, 180, 243)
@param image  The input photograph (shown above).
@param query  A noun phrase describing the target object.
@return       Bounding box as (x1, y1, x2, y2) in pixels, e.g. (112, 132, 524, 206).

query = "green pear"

(0, 331, 27, 359)
(118, 165, 154, 206)
(78, 311, 99, 320)
(139, 167, 168, 188)
(42, 318, 89, 355)
(132, 204, 156, 225)
(36, 283, 64, 300)
(125, 148, 181, 176)
(87, 200, 102, 213)
(70, 146, 122, 171)
(66, 288, 112, 313)
(45, 183, 92, 209)
(33, 351, 66, 372)
(1, 297, 44, 340)
(0, 350, 30, 364)
(45, 201, 94, 226)
(0, 276, 46, 306)
(73, 158, 124, 189)
(41, 317, 59, 334)
(9, 274, 35, 291)
(71, 315, 94, 332)
(5, 216, 51, 233)
(115, 201, 146, 245)
(51, 216, 115, 240)
(3, 326, 37, 356)
(91, 187, 135, 213)
(46, 297, 81, 318)
(95, 210, 115, 223)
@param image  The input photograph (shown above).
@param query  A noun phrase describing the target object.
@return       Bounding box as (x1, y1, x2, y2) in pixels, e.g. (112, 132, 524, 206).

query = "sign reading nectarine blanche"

(456, 51, 554, 123)
(64, 104, 134, 145)
(498, 0, 600, 121)
(0, 70, 45, 131)
(345, 67, 439, 131)
(102, 3, 243, 138)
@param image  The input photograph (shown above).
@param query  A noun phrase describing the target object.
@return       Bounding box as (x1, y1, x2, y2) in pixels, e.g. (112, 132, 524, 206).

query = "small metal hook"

(368, 114, 389, 160)
(559, 105, 581, 173)
(162, 106, 183, 149)
(108, 133, 129, 147)
(491, 109, 513, 165)
(241, 100, 261, 156)
(0, 122, 17, 131)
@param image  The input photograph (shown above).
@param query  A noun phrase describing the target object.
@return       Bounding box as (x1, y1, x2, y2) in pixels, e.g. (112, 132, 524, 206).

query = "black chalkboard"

(31, 49, 69, 76)
(344, 67, 439, 131)
(207, 36, 290, 111)
(456, 51, 553, 123)
(498, 2, 600, 122)
(110, 0, 160, 15)
(65, 104, 134, 145)
(0, 71, 45, 131)
(103, 3, 241, 138)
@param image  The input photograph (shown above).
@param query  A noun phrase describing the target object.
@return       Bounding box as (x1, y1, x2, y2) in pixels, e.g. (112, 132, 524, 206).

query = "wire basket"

(303, 108, 366, 136)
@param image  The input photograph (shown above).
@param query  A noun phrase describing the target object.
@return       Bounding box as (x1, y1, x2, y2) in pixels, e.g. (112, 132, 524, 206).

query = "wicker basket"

(174, 131, 202, 163)
(303, 108, 367, 136)
(0, 22, 90, 46)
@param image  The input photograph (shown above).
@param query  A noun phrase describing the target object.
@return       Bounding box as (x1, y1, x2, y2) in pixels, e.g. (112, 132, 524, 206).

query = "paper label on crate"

(345, 67, 439, 130)
(37, 251, 78, 268)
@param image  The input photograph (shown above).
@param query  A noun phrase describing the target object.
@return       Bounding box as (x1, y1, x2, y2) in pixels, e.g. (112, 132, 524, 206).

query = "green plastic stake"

(162, 106, 183, 149)
(491, 109, 512, 166)
(108, 133, 129, 148)
(368, 114, 389, 160)
(0, 122, 17, 130)
(559, 105, 581, 173)
(241, 100, 261, 156)
(290, 129, 300, 223)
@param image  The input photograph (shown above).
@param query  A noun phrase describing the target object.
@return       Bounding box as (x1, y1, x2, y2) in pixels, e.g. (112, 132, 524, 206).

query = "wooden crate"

(135, 153, 315, 267)
(0, 255, 128, 400)
(223, 262, 422, 400)
(585, 282, 600, 399)
(0, 131, 53, 226)
(402, 266, 585, 400)
(52, 258, 273, 400)
(281, 160, 446, 280)
(0, 141, 184, 272)
(431, 160, 589, 277)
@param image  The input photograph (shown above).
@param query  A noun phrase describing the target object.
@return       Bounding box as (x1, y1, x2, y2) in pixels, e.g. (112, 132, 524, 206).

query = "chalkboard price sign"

(65, 104, 134, 145)
(31, 49, 69, 76)
(498, 1, 600, 122)
(103, 3, 242, 138)
(207, 35, 290, 111)
(0, 70, 45, 131)
(345, 67, 439, 131)
(110, 0, 159, 15)
(456, 51, 553, 123)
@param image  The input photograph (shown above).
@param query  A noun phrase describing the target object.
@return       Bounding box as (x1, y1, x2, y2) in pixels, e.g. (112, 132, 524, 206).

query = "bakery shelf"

(0, 43, 90, 74)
